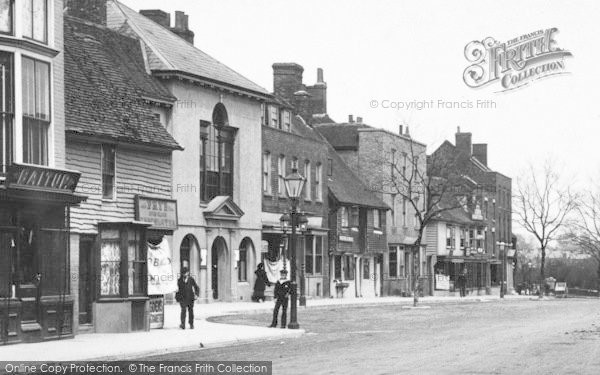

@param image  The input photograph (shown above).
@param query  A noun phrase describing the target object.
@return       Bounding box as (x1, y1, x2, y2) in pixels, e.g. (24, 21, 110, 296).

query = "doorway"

(211, 237, 228, 301)
(78, 237, 93, 325)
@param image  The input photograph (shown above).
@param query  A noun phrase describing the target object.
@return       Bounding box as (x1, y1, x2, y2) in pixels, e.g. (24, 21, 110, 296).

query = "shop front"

(434, 256, 490, 296)
(0, 163, 85, 345)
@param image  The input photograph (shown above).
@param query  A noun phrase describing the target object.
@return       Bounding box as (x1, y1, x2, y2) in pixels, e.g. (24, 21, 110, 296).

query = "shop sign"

(7, 163, 80, 193)
(135, 196, 178, 230)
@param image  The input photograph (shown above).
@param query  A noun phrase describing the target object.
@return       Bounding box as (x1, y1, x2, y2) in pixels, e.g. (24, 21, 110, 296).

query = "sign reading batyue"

(135, 196, 178, 230)
(463, 28, 572, 92)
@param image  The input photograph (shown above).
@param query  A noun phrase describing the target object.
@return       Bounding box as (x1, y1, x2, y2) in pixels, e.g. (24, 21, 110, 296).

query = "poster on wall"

(147, 238, 178, 295)
(435, 274, 450, 291)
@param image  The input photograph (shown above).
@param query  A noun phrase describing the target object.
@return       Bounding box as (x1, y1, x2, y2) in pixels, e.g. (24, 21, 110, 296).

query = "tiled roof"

(64, 16, 181, 150)
(435, 207, 476, 226)
(326, 143, 388, 209)
(109, 1, 270, 97)
(314, 123, 371, 150)
(291, 116, 328, 143)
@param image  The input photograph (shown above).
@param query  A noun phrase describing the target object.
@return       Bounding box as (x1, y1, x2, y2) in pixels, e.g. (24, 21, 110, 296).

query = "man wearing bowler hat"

(269, 269, 291, 328)
(177, 267, 199, 329)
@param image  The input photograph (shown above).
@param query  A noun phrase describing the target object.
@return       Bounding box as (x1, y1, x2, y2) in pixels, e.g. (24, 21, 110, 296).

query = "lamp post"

(280, 166, 306, 330)
(496, 241, 512, 298)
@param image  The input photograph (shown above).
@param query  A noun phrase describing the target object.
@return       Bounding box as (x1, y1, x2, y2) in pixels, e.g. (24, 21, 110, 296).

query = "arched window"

(200, 103, 236, 201)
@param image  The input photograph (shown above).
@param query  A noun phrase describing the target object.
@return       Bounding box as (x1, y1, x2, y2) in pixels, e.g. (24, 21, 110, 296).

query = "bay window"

(0, 0, 13, 35)
(22, 56, 50, 165)
(22, 0, 47, 44)
(0, 51, 13, 174)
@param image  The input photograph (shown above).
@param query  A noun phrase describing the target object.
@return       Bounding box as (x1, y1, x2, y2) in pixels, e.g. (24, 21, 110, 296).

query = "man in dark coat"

(177, 267, 199, 329)
(457, 268, 467, 297)
(269, 269, 291, 328)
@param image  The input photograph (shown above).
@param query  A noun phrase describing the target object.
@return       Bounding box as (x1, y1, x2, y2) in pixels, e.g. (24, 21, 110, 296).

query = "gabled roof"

(64, 16, 181, 150)
(108, 1, 270, 97)
(326, 143, 389, 209)
(314, 123, 371, 150)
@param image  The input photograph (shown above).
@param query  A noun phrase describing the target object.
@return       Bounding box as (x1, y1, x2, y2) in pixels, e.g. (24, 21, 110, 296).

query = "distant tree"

(367, 135, 466, 306)
(566, 189, 600, 294)
(514, 162, 577, 298)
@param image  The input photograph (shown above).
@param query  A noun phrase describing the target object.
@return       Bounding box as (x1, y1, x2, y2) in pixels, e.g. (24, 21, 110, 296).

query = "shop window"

(460, 228, 466, 249)
(200, 104, 235, 201)
(128, 230, 146, 296)
(0, 0, 13, 35)
(100, 240, 120, 296)
(22, 0, 47, 44)
(22, 56, 49, 166)
(237, 248, 247, 281)
(0, 51, 14, 174)
(404, 251, 410, 277)
(363, 259, 370, 279)
(101, 144, 116, 200)
(388, 247, 397, 278)
(98, 224, 147, 298)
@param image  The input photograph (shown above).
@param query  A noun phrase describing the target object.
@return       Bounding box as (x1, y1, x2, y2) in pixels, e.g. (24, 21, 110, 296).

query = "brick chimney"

(473, 143, 488, 166)
(273, 63, 304, 105)
(306, 68, 327, 115)
(348, 115, 354, 123)
(139, 9, 171, 28)
(66, 0, 107, 25)
(171, 11, 194, 44)
(294, 90, 311, 125)
(455, 126, 472, 157)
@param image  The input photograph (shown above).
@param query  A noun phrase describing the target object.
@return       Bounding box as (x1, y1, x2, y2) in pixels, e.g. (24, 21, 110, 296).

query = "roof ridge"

(111, 1, 175, 70)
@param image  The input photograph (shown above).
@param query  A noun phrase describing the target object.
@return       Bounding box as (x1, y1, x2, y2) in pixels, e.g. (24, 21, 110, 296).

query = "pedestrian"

(457, 268, 467, 297)
(269, 269, 291, 329)
(252, 263, 271, 302)
(176, 267, 199, 329)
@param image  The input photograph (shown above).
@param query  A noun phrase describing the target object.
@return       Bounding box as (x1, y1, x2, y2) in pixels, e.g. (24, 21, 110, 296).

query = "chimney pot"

(317, 68, 324, 83)
(348, 115, 354, 123)
(356, 116, 363, 123)
(399, 125, 403, 135)
(139, 9, 171, 28)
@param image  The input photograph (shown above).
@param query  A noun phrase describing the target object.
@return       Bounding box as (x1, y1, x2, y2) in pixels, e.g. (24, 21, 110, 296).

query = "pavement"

(0, 294, 530, 361)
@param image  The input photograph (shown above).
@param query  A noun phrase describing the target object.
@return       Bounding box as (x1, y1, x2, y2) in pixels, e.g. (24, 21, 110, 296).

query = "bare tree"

(367, 135, 465, 306)
(514, 162, 577, 298)
(566, 189, 600, 295)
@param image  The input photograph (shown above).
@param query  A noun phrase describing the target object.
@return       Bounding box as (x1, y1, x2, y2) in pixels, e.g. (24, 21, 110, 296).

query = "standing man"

(269, 269, 291, 328)
(458, 268, 467, 297)
(177, 267, 199, 329)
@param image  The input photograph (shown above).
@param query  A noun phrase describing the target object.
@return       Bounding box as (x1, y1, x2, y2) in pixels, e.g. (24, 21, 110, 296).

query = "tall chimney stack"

(348, 115, 354, 123)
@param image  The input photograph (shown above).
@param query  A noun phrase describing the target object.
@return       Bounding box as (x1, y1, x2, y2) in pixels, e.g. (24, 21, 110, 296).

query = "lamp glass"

(284, 170, 306, 199)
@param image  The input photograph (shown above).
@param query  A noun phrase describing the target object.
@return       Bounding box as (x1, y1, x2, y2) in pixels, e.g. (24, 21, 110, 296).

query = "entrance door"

(211, 245, 218, 300)
(78, 238, 93, 325)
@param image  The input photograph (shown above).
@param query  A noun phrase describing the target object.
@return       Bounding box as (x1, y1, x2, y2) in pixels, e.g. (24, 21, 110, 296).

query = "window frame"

(373, 209, 380, 229)
(22, 0, 48, 45)
(0, 0, 14, 36)
(388, 247, 398, 278)
(277, 155, 286, 196)
(262, 151, 271, 195)
(315, 163, 323, 201)
(21, 55, 50, 166)
(199, 120, 235, 202)
(101, 144, 116, 201)
(237, 248, 247, 282)
(304, 160, 311, 201)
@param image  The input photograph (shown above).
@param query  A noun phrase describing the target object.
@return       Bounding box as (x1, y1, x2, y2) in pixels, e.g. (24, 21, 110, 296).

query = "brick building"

(315, 121, 429, 296)
(429, 128, 513, 294)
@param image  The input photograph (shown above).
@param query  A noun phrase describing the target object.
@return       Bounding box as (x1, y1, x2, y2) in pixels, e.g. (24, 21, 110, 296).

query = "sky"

(121, 0, 600, 237)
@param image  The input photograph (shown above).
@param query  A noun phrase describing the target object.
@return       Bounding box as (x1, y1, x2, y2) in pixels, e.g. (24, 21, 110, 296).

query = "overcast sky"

(122, 0, 600, 231)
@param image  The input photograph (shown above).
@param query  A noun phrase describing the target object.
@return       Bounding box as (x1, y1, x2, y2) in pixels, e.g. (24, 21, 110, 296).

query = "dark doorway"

(78, 238, 93, 325)
(211, 244, 218, 300)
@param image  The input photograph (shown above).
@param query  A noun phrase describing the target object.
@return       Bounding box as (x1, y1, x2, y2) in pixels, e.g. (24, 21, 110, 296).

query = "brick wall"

(262, 125, 329, 219)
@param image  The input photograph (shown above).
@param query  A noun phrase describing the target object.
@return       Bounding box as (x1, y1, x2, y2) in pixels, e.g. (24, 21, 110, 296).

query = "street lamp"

(281, 166, 306, 330)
